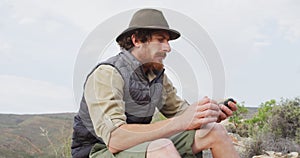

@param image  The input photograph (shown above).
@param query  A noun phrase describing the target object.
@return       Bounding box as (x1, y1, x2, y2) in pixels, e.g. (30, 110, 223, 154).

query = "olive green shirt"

(84, 65, 189, 145)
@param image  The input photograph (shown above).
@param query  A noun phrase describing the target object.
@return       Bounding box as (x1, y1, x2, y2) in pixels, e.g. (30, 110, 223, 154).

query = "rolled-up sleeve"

(160, 74, 190, 118)
(84, 65, 126, 145)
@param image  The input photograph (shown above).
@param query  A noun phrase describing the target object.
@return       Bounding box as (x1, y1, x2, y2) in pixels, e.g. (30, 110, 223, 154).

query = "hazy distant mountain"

(0, 113, 75, 158)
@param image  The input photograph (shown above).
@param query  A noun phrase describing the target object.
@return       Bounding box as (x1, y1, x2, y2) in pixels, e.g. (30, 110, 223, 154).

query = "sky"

(0, 0, 299, 114)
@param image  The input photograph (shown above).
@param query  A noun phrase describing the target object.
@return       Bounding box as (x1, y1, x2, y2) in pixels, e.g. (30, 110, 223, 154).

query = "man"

(71, 8, 240, 158)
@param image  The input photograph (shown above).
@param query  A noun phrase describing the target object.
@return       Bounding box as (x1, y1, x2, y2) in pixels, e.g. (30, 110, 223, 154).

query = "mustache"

(156, 52, 167, 58)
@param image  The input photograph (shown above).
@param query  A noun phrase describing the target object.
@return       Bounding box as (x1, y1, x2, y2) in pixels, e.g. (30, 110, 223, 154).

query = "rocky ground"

(201, 120, 299, 158)
(202, 133, 299, 158)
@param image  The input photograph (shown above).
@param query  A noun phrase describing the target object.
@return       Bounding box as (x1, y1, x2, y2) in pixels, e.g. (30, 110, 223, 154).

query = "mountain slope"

(0, 113, 75, 158)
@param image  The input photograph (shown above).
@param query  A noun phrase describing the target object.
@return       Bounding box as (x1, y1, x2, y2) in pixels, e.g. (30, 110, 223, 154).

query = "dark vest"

(71, 51, 164, 158)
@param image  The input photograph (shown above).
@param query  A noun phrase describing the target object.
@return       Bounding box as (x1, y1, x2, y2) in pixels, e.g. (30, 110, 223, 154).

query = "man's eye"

(158, 39, 164, 42)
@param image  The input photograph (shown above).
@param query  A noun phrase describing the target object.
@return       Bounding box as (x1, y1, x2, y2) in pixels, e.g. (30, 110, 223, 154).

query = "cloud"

(5, 0, 121, 32)
(278, 18, 300, 42)
(252, 33, 271, 49)
(5, 0, 300, 41)
(254, 41, 271, 47)
(0, 75, 76, 114)
(0, 39, 11, 55)
(44, 19, 63, 33)
(8, 1, 43, 24)
(1, 0, 299, 111)
(18, 17, 36, 25)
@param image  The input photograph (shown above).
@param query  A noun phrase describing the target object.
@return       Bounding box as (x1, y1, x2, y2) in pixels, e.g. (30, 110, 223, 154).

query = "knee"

(196, 123, 230, 144)
(193, 123, 233, 152)
(208, 123, 231, 143)
(147, 139, 180, 158)
(147, 138, 175, 152)
(212, 123, 228, 135)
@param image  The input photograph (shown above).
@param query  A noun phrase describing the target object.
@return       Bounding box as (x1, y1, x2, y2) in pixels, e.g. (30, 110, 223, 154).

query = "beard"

(141, 51, 166, 74)
(142, 62, 164, 74)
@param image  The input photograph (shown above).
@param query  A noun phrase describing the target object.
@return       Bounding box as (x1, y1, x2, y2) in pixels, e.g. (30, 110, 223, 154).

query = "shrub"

(244, 99, 275, 137)
(227, 102, 251, 137)
(229, 102, 248, 128)
(238, 97, 300, 156)
(243, 131, 265, 158)
(269, 98, 300, 140)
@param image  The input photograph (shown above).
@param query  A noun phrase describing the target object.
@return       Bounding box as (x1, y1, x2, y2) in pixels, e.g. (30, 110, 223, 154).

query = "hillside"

(0, 113, 75, 158)
(0, 107, 258, 158)
(243, 107, 258, 119)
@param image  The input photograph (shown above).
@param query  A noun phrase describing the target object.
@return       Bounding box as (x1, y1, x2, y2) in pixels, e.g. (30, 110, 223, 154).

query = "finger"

(197, 96, 211, 105)
(197, 109, 220, 118)
(198, 117, 218, 126)
(228, 101, 238, 111)
(197, 103, 214, 112)
(197, 103, 219, 112)
(218, 111, 227, 122)
(219, 104, 233, 116)
(209, 98, 218, 105)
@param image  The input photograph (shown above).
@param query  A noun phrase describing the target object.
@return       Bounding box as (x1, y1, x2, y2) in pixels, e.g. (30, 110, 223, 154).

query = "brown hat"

(116, 8, 180, 42)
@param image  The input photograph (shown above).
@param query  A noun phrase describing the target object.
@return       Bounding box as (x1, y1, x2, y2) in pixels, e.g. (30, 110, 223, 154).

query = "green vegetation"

(227, 102, 249, 137)
(228, 97, 300, 157)
(229, 102, 248, 127)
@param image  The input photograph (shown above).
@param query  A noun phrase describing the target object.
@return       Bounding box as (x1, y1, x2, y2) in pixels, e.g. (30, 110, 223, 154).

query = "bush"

(235, 98, 300, 156)
(269, 98, 300, 141)
(228, 102, 250, 137)
(243, 131, 265, 158)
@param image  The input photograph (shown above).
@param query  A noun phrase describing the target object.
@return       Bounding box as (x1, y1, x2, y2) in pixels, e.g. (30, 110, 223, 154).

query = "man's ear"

(131, 34, 141, 48)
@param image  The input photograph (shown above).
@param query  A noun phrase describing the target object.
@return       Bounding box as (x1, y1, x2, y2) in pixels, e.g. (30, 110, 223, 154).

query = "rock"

(253, 156, 270, 158)
(264, 151, 276, 157)
(252, 151, 299, 158)
(274, 152, 282, 157)
(287, 152, 298, 158)
(228, 133, 241, 143)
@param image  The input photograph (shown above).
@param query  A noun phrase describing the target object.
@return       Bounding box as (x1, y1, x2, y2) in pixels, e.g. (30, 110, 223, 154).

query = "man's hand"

(176, 97, 221, 130)
(217, 99, 238, 122)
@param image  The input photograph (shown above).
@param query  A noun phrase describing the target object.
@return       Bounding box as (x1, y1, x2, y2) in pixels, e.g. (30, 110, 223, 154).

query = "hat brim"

(116, 26, 180, 42)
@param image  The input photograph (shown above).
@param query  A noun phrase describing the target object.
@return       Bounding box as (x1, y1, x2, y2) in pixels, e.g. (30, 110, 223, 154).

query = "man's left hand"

(217, 100, 238, 122)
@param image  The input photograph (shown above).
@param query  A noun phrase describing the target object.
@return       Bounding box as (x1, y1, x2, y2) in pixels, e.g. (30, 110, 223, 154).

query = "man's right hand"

(176, 97, 221, 131)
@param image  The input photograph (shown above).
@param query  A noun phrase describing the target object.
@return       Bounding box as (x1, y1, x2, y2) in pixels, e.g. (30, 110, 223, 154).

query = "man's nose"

(162, 42, 171, 53)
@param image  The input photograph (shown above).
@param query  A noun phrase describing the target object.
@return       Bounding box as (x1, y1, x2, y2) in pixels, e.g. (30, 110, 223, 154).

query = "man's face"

(139, 31, 171, 65)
